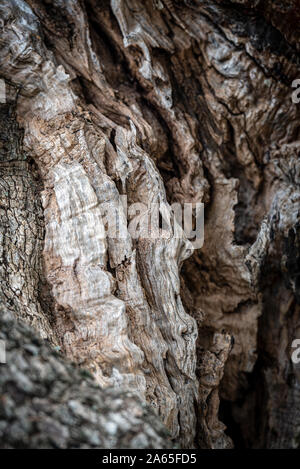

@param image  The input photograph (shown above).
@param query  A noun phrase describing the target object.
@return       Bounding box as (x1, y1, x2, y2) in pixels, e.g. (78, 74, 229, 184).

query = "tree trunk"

(0, 304, 173, 448)
(0, 0, 299, 449)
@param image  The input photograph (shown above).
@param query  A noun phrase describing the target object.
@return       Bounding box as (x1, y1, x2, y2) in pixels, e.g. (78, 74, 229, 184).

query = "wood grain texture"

(0, 0, 299, 448)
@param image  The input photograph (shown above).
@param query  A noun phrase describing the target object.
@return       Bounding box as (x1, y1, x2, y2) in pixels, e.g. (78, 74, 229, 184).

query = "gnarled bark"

(0, 0, 299, 449)
(0, 304, 172, 449)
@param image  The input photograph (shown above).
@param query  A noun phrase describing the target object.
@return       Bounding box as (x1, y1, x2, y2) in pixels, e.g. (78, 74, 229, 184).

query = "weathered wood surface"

(0, 0, 299, 448)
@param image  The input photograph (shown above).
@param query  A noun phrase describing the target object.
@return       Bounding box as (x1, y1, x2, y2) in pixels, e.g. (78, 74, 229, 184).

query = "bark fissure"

(0, 0, 300, 449)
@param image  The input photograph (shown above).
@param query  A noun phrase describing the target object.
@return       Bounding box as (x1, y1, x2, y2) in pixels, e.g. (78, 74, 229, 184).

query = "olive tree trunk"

(0, 0, 299, 449)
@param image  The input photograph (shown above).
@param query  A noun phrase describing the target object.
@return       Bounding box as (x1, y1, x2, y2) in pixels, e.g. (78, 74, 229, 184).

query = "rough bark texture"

(0, 0, 299, 449)
(0, 304, 172, 448)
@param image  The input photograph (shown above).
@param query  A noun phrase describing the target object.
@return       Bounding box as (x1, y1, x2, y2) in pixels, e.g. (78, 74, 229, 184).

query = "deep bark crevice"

(0, 0, 299, 449)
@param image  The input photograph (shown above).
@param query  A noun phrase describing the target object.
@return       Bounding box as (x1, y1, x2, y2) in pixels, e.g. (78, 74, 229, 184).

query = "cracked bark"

(0, 304, 173, 448)
(0, 0, 299, 449)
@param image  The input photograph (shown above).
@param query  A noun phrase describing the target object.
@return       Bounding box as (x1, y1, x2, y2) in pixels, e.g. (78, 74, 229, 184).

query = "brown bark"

(0, 0, 299, 448)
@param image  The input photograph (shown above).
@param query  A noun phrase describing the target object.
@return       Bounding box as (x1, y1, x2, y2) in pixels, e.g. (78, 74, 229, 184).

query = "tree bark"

(0, 0, 299, 449)
(0, 303, 172, 448)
